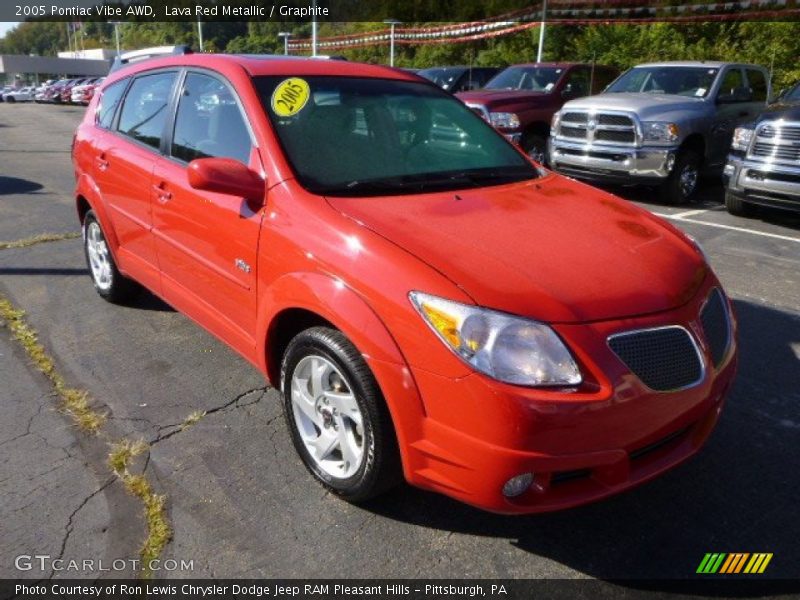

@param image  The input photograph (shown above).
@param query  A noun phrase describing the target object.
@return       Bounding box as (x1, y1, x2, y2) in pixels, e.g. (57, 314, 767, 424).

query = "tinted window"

(719, 68, 744, 97)
(171, 72, 252, 165)
(563, 68, 590, 97)
(592, 68, 618, 94)
(117, 71, 177, 149)
(95, 79, 127, 129)
(746, 69, 768, 102)
(257, 76, 537, 197)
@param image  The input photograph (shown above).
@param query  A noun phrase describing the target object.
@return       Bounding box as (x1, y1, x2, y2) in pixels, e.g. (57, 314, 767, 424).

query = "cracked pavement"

(1, 103, 799, 582)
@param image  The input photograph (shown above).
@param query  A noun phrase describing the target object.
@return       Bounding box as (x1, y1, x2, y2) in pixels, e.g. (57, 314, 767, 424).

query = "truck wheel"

(725, 191, 751, 217)
(83, 210, 137, 303)
(281, 326, 402, 502)
(522, 133, 548, 165)
(660, 149, 700, 205)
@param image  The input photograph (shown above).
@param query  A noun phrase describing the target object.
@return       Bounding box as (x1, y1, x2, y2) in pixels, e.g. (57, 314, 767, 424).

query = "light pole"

(383, 19, 402, 67)
(197, 17, 204, 52)
(278, 32, 292, 55)
(111, 21, 122, 55)
(536, 0, 547, 63)
(311, 0, 317, 57)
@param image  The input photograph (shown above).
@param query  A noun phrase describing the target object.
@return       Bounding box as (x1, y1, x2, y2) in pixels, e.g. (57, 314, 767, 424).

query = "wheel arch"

(257, 271, 426, 479)
(74, 173, 122, 255)
(680, 133, 706, 165)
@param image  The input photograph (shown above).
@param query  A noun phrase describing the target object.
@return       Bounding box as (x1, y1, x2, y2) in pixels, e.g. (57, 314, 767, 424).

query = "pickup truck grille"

(748, 121, 800, 163)
(558, 111, 637, 146)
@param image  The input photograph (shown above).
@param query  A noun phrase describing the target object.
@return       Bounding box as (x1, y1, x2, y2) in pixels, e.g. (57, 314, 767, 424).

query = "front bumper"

(724, 154, 800, 213)
(399, 279, 737, 514)
(549, 138, 677, 185)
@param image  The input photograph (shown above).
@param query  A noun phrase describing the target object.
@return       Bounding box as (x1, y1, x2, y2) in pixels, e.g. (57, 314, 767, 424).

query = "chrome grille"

(700, 288, 731, 368)
(608, 326, 704, 392)
(557, 111, 637, 146)
(748, 121, 800, 164)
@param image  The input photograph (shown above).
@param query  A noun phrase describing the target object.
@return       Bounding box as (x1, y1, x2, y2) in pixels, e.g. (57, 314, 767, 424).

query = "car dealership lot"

(1, 104, 798, 580)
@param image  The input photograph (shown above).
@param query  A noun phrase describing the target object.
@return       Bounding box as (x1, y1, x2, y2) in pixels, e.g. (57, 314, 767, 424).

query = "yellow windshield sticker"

(271, 78, 311, 117)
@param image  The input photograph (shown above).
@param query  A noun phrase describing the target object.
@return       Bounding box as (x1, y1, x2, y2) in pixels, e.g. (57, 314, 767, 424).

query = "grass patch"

(1, 293, 172, 577)
(0, 295, 106, 433)
(181, 410, 206, 431)
(0, 231, 80, 250)
(108, 439, 172, 576)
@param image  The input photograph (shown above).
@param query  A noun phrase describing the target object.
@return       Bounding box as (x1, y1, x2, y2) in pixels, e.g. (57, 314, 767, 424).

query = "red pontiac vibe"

(72, 54, 737, 514)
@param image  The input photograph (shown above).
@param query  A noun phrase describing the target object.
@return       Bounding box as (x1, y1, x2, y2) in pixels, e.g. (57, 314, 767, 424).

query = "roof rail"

(109, 45, 193, 74)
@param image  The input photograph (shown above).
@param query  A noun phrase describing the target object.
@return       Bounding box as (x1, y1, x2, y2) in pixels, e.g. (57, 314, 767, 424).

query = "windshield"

(485, 66, 563, 92)
(783, 83, 800, 102)
(606, 66, 719, 97)
(417, 68, 464, 90)
(256, 76, 538, 197)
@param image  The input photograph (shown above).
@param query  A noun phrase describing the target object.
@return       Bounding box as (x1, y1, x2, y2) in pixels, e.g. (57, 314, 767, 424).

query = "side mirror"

(188, 158, 265, 203)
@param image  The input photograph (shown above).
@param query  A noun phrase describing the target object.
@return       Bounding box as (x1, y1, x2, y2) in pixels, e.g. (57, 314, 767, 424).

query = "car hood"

(326, 174, 706, 323)
(456, 89, 549, 110)
(563, 93, 705, 120)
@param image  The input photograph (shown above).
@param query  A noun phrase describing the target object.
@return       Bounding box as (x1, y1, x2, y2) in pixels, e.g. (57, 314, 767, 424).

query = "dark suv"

(456, 63, 619, 162)
(417, 66, 500, 94)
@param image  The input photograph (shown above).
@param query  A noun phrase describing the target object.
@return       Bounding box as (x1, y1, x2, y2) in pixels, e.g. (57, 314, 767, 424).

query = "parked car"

(0, 85, 14, 102)
(33, 80, 55, 103)
(3, 86, 36, 102)
(73, 55, 737, 514)
(549, 61, 770, 204)
(72, 78, 104, 105)
(41, 79, 70, 103)
(457, 62, 619, 162)
(418, 66, 500, 93)
(723, 80, 800, 216)
(61, 78, 91, 103)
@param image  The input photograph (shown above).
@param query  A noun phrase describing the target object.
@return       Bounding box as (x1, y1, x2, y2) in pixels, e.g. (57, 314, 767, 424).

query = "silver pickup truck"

(549, 61, 770, 204)
(723, 82, 800, 216)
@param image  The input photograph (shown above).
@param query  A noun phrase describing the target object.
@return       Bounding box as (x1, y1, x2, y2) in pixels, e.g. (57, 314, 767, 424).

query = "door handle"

(152, 183, 172, 203)
(96, 154, 109, 171)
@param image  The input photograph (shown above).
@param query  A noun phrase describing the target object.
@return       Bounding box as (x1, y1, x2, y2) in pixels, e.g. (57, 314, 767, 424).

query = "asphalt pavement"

(0, 103, 798, 584)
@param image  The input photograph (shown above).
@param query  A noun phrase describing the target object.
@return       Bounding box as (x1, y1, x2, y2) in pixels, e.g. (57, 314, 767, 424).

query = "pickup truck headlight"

(550, 111, 562, 134)
(409, 292, 582, 387)
(489, 112, 520, 130)
(731, 126, 754, 152)
(642, 121, 680, 144)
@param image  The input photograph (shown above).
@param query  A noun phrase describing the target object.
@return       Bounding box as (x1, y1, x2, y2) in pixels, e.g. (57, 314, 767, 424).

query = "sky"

(0, 22, 19, 39)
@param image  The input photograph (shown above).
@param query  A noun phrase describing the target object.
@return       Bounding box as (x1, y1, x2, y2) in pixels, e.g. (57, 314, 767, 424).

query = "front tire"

(724, 191, 751, 217)
(659, 149, 701, 205)
(522, 132, 548, 165)
(83, 210, 136, 303)
(280, 327, 401, 502)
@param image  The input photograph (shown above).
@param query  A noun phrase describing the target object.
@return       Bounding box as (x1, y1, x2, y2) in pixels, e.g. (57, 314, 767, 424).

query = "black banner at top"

(3, 0, 800, 23)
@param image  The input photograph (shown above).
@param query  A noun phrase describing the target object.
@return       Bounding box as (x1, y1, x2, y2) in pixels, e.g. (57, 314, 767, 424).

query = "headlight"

(731, 126, 754, 152)
(409, 292, 582, 387)
(489, 112, 520, 129)
(642, 121, 680, 144)
(550, 111, 561, 134)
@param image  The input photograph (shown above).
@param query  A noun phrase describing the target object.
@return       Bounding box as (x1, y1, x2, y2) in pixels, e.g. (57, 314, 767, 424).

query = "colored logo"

(697, 553, 773, 574)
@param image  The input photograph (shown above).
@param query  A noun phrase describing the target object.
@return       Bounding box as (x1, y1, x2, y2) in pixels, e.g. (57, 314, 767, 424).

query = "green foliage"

(2, 20, 800, 89)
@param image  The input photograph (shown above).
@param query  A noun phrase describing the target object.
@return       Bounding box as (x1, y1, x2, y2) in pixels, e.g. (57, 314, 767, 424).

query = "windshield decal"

(271, 78, 311, 117)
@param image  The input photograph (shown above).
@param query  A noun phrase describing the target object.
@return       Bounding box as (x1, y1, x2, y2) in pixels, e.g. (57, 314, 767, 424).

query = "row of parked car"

(0, 77, 105, 105)
(420, 61, 800, 216)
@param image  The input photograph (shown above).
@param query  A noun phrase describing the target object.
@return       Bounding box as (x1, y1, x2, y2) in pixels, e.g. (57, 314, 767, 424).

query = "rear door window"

(746, 69, 768, 102)
(95, 79, 127, 129)
(117, 71, 178, 150)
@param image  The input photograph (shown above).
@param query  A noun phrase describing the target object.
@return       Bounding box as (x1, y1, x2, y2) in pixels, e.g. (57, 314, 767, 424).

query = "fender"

(257, 271, 427, 478)
(75, 172, 123, 265)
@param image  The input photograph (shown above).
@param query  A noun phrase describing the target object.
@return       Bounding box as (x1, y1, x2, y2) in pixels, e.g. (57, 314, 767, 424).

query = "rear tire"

(725, 191, 751, 217)
(280, 327, 402, 502)
(659, 149, 701, 205)
(83, 210, 137, 303)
